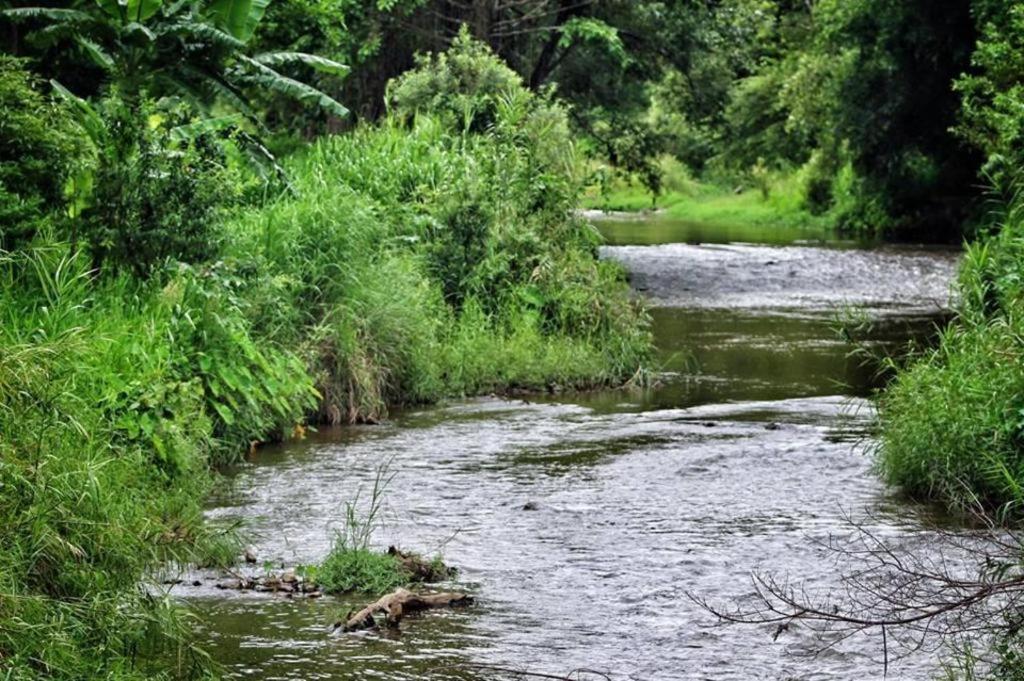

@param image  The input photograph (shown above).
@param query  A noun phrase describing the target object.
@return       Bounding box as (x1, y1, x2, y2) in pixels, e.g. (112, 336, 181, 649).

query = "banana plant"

(2, 0, 350, 125)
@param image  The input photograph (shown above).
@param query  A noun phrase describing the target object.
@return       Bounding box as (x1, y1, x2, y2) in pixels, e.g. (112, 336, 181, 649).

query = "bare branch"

(690, 509, 1024, 675)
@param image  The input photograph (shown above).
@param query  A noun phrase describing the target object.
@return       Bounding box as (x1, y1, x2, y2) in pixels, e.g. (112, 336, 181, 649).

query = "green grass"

(0, 249, 235, 679)
(878, 212, 1024, 513)
(317, 548, 411, 595)
(582, 160, 830, 231)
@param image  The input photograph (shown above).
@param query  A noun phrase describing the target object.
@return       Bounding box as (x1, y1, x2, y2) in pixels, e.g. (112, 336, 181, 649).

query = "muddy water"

(183, 213, 960, 680)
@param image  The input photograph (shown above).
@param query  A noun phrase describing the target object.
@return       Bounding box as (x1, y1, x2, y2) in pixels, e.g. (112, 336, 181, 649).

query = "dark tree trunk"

(528, 0, 588, 90)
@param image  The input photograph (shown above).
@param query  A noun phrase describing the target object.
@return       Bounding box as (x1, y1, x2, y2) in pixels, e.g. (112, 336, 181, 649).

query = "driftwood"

(388, 546, 456, 582)
(339, 587, 472, 632)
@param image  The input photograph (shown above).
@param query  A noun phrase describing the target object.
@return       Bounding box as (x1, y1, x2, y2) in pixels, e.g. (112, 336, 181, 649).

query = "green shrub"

(84, 98, 230, 277)
(169, 262, 320, 462)
(387, 25, 521, 133)
(0, 58, 85, 250)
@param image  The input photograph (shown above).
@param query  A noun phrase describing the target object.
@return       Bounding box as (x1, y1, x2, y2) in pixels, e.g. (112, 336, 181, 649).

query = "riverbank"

(581, 161, 831, 233)
(0, 44, 649, 679)
(879, 205, 1024, 513)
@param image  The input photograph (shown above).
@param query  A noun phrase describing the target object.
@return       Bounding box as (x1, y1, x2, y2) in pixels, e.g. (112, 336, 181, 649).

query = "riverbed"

(181, 213, 960, 680)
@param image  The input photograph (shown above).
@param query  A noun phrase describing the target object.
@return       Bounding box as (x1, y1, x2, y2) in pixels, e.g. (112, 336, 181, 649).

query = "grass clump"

(318, 548, 410, 595)
(313, 464, 449, 595)
(878, 203, 1024, 512)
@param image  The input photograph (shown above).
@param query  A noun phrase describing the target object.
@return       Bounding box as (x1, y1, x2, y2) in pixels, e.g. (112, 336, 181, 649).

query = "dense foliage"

(229, 0, 992, 237)
(878, 0, 1024, 516)
(0, 57, 83, 249)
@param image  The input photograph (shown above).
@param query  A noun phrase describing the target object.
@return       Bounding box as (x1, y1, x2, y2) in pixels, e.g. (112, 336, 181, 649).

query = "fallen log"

(387, 546, 456, 582)
(338, 587, 472, 632)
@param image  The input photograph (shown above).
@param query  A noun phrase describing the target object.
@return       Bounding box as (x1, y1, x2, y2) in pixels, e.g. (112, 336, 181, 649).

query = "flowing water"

(180, 212, 962, 680)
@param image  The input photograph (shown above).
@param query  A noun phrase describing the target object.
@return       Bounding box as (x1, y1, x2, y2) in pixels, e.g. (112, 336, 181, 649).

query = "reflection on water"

(645, 307, 943, 407)
(182, 215, 961, 680)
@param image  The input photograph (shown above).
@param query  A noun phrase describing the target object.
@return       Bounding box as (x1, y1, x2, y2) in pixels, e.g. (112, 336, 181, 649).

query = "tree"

(954, 0, 1024, 195)
(774, 0, 983, 234)
(1, 0, 349, 125)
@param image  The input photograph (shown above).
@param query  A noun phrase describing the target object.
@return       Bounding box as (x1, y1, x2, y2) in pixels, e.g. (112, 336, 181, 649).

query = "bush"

(0, 58, 85, 250)
(220, 112, 649, 422)
(167, 262, 320, 463)
(387, 25, 521, 134)
(84, 98, 230, 277)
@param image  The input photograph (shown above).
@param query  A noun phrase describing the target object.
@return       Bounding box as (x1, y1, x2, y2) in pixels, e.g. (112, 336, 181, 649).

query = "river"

(179, 212, 960, 680)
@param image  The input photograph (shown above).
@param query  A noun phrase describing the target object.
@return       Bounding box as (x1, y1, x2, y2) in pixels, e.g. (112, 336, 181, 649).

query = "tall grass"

(0, 249, 229, 679)
(878, 203, 1024, 512)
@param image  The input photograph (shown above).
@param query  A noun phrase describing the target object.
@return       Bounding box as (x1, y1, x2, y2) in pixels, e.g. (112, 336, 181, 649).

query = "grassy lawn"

(582, 161, 831, 232)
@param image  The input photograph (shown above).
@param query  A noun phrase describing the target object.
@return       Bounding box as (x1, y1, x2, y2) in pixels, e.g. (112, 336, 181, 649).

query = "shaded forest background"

(6, 0, 1020, 240)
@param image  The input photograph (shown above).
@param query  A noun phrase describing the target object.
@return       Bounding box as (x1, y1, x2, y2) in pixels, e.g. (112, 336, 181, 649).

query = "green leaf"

(127, 0, 163, 22)
(75, 36, 115, 71)
(94, 0, 124, 20)
(212, 401, 236, 425)
(139, 414, 155, 437)
(49, 80, 106, 145)
(518, 285, 546, 309)
(123, 21, 157, 42)
(2, 7, 93, 23)
(253, 51, 350, 77)
(558, 17, 629, 67)
(152, 434, 167, 460)
(166, 20, 245, 50)
(206, 0, 268, 42)
(236, 57, 349, 118)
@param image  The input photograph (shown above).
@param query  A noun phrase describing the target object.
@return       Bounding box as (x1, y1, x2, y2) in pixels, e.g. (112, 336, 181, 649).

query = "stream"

(181, 213, 961, 680)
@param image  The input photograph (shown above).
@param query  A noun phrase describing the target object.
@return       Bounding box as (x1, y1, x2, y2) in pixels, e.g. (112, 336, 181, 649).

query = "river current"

(179, 213, 960, 680)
